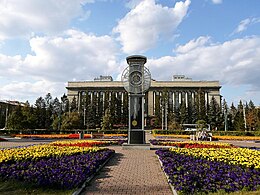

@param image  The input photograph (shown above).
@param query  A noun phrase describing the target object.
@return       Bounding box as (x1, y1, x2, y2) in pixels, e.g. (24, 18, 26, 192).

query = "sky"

(0, 0, 259, 106)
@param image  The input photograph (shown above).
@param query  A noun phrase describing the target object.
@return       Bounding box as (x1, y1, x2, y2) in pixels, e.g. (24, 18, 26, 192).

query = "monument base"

(129, 130, 145, 144)
(122, 143, 150, 150)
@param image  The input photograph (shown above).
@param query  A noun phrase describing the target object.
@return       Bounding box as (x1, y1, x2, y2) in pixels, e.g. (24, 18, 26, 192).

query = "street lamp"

(224, 108, 227, 131)
(84, 106, 86, 127)
(242, 100, 247, 131)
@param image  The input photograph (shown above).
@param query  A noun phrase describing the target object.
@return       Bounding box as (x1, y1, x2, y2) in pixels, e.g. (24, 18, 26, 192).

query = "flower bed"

(214, 135, 260, 141)
(154, 134, 190, 139)
(169, 147, 260, 169)
(50, 140, 126, 147)
(14, 133, 127, 139)
(14, 134, 92, 139)
(103, 134, 127, 138)
(153, 133, 260, 141)
(0, 144, 103, 163)
(0, 144, 114, 189)
(156, 149, 260, 194)
(150, 140, 235, 148)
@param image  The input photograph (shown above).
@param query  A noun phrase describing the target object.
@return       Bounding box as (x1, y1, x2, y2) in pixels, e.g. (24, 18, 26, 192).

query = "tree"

(85, 104, 96, 129)
(70, 96, 77, 112)
(44, 93, 53, 129)
(122, 92, 128, 127)
(228, 103, 237, 130)
(6, 106, 25, 129)
(179, 102, 188, 124)
(109, 92, 116, 127)
(21, 102, 37, 129)
(154, 93, 161, 128)
(61, 112, 80, 130)
(196, 89, 206, 121)
(208, 97, 222, 130)
(233, 101, 245, 131)
(196, 120, 206, 131)
(52, 97, 61, 130)
(96, 93, 103, 128)
(246, 100, 257, 130)
(167, 111, 180, 130)
(35, 97, 46, 129)
(101, 108, 112, 130)
(61, 94, 69, 113)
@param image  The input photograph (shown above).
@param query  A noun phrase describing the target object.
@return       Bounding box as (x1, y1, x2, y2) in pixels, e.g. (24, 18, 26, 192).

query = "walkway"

(82, 146, 172, 195)
(82, 132, 172, 195)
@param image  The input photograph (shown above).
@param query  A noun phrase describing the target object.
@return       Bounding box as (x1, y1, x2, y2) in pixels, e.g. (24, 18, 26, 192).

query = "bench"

(91, 132, 104, 139)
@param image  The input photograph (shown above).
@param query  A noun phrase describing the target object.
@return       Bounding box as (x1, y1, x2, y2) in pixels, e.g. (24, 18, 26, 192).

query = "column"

(147, 90, 154, 116)
(153, 91, 156, 115)
(78, 91, 81, 112)
(179, 92, 182, 105)
(172, 91, 175, 108)
(185, 92, 188, 107)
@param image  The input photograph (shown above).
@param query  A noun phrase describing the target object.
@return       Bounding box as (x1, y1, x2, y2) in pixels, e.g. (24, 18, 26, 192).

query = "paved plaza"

(0, 134, 260, 195)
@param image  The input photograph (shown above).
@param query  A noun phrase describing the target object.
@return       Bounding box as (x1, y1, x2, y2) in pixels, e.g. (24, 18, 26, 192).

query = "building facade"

(66, 75, 221, 119)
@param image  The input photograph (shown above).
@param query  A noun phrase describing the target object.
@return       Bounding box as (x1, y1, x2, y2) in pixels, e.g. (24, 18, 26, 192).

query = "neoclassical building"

(66, 75, 221, 118)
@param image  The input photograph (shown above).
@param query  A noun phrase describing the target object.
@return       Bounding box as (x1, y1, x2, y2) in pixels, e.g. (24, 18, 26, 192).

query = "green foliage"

(101, 108, 112, 130)
(208, 97, 222, 130)
(69, 96, 77, 112)
(6, 106, 25, 129)
(61, 112, 80, 130)
(196, 119, 206, 131)
(196, 89, 207, 121)
(179, 102, 188, 124)
(0, 180, 74, 195)
(168, 121, 181, 130)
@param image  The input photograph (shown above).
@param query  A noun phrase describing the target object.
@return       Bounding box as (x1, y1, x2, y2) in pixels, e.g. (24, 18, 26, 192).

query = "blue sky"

(0, 0, 259, 106)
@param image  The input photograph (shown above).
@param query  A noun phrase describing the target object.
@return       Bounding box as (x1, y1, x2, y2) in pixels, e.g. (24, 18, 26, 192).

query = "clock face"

(130, 71, 142, 86)
(121, 63, 151, 94)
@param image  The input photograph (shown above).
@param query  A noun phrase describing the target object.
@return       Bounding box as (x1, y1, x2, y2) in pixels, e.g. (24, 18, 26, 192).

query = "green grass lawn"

(209, 189, 260, 195)
(0, 180, 75, 195)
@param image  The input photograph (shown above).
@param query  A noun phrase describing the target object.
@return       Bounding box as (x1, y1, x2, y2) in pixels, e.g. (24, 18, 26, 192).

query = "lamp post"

(242, 100, 247, 131)
(84, 107, 86, 127)
(165, 102, 168, 130)
(161, 101, 164, 130)
(4, 106, 8, 129)
(224, 108, 227, 131)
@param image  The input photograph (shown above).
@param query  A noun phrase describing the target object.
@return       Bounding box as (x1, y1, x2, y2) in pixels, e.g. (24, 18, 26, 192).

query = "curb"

(157, 155, 178, 195)
(72, 151, 115, 195)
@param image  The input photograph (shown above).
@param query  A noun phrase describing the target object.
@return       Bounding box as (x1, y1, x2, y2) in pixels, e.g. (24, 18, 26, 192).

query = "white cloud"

(0, 30, 120, 102)
(211, 0, 222, 4)
(0, 0, 93, 40)
(234, 18, 251, 34)
(147, 36, 260, 100)
(233, 17, 260, 34)
(23, 30, 119, 81)
(113, 0, 191, 54)
(175, 36, 211, 53)
(0, 80, 64, 103)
